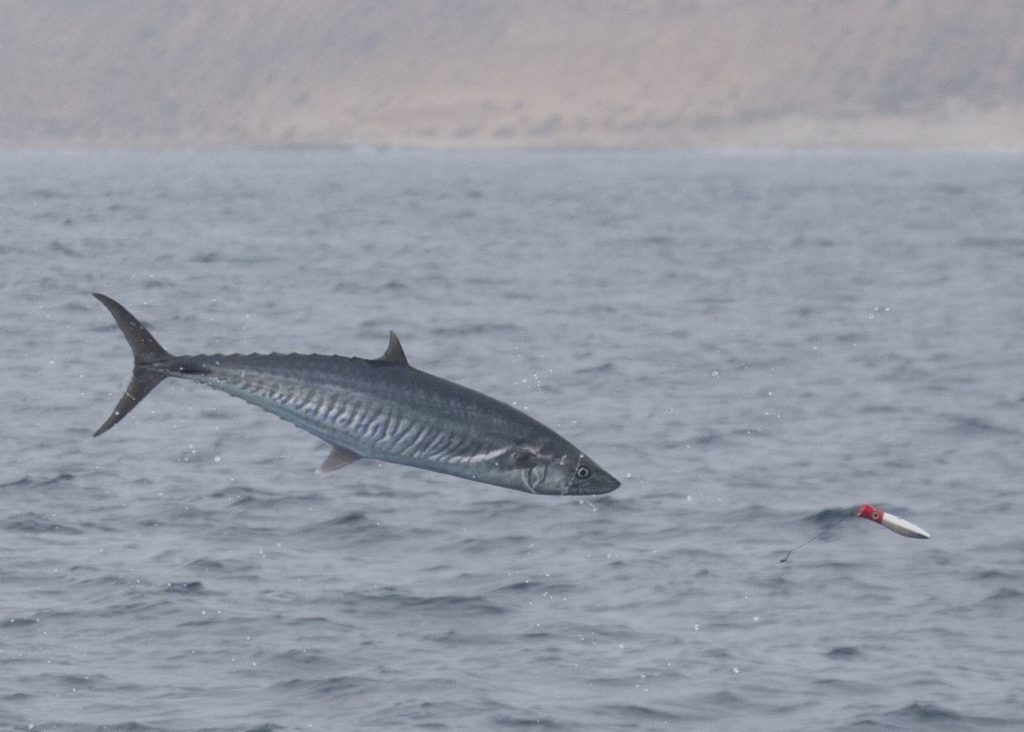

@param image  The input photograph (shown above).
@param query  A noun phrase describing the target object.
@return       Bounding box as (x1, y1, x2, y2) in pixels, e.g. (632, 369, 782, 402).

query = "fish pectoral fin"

(318, 445, 363, 473)
(512, 450, 538, 469)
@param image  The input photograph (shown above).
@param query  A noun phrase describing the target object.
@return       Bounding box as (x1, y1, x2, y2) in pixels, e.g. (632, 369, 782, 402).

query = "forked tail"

(93, 293, 173, 436)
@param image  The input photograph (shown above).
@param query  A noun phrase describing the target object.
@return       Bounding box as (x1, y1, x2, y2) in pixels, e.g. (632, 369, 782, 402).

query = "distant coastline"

(4, 1, 1024, 150)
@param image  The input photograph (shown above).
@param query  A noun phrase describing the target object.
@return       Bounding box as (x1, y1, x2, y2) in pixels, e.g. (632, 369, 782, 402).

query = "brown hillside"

(3, 0, 1024, 148)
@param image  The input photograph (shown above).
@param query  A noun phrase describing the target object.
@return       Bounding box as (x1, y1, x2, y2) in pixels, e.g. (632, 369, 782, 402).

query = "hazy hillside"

(4, 0, 1024, 148)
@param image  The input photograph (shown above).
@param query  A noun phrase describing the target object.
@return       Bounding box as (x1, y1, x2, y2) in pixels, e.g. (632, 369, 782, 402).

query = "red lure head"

(857, 503, 883, 523)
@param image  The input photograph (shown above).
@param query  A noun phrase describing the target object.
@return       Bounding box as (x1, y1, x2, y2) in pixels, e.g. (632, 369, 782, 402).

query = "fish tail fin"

(92, 293, 173, 436)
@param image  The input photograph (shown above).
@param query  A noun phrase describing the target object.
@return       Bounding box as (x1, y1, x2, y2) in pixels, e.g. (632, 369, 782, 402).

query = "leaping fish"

(92, 294, 620, 496)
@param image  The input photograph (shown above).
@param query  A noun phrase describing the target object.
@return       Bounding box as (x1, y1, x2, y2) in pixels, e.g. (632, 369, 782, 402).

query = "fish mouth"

(566, 475, 620, 496)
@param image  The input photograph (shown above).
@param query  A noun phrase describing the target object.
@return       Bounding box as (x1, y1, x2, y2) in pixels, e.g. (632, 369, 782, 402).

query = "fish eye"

(575, 466, 591, 480)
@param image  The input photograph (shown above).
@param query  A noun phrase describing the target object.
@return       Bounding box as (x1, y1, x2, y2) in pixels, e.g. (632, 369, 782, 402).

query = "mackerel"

(93, 294, 619, 495)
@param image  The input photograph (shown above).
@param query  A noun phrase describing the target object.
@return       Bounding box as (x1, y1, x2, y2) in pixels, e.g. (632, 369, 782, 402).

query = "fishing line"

(779, 514, 851, 562)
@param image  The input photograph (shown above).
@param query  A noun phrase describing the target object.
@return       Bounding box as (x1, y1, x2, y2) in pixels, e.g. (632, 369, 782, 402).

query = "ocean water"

(1, 149, 1023, 731)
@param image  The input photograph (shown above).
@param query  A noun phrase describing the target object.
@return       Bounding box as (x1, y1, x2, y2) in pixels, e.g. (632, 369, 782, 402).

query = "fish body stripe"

(165, 354, 545, 477)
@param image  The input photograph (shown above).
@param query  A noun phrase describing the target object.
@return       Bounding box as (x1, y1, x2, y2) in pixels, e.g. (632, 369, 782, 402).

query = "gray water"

(2, 150, 1023, 731)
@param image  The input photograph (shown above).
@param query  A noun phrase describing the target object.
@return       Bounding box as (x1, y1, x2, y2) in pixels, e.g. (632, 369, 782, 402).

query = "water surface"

(1, 150, 1022, 730)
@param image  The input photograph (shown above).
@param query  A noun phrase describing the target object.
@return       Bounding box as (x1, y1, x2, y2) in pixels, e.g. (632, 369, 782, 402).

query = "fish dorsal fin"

(379, 331, 409, 365)
(318, 445, 362, 473)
